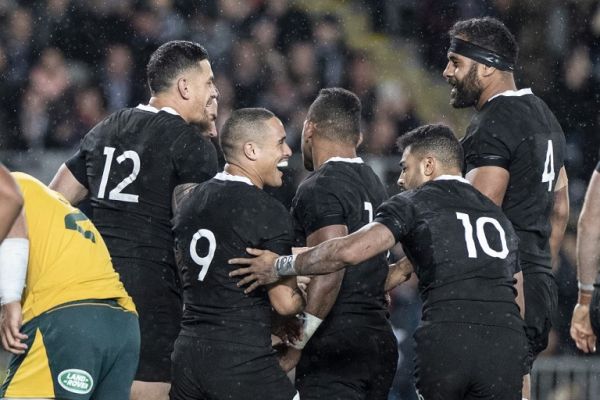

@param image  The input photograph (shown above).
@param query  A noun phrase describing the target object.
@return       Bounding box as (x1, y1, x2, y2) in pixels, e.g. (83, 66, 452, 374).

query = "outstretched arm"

(571, 170, 600, 353)
(229, 222, 396, 291)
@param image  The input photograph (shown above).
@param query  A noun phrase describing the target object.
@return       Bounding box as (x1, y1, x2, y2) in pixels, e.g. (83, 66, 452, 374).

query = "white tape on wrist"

(291, 312, 323, 350)
(578, 281, 595, 292)
(0, 238, 29, 305)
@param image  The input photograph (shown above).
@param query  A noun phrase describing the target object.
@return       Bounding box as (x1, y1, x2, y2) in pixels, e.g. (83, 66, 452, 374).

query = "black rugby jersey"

(292, 157, 390, 334)
(66, 105, 218, 286)
(375, 176, 524, 332)
(173, 173, 295, 347)
(461, 89, 566, 271)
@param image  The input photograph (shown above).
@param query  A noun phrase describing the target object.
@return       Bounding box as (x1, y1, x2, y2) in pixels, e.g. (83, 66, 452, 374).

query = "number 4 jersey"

(461, 89, 566, 271)
(374, 176, 524, 332)
(172, 173, 295, 347)
(65, 105, 218, 281)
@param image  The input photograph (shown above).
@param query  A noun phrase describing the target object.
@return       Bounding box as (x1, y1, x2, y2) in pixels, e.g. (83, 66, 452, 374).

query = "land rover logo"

(57, 369, 93, 394)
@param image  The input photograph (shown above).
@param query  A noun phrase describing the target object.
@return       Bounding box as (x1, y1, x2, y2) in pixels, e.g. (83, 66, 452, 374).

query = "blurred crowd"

(1, 0, 600, 398)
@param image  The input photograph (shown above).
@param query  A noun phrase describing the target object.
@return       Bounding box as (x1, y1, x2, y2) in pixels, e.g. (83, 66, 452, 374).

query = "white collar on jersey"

(214, 172, 254, 186)
(487, 88, 533, 103)
(434, 174, 471, 185)
(136, 104, 180, 116)
(323, 156, 364, 164)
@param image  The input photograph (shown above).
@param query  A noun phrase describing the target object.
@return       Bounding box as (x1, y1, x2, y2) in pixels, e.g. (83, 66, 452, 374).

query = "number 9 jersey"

(461, 89, 566, 271)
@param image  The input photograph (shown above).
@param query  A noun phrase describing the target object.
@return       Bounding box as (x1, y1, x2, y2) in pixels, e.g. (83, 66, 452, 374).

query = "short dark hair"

(397, 124, 463, 170)
(449, 17, 518, 67)
(146, 40, 209, 94)
(306, 88, 361, 145)
(219, 108, 276, 162)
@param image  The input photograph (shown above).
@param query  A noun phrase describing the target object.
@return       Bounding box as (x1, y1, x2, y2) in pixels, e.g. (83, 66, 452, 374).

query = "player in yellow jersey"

(0, 172, 139, 400)
(0, 164, 22, 243)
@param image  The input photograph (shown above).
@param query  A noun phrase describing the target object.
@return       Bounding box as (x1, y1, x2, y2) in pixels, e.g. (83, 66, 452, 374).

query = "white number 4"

(190, 229, 216, 281)
(541, 140, 555, 192)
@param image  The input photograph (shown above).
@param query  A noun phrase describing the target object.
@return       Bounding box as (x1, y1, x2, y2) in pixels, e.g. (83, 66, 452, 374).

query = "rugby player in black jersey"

(442, 17, 569, 398)
(230, 124, 529, 400)
(281, 88, 397, 400)
(571, 160, 600, 354)
(170, 108, 303, 400)
(48, 40, 219, 400)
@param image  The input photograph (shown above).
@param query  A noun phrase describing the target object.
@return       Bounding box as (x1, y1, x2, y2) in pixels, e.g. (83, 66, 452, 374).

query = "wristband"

(578, 282, 595, 292)
(0, 238, 29, 305)
(275, 255, 297, 277)
(291, 312, 323, 350)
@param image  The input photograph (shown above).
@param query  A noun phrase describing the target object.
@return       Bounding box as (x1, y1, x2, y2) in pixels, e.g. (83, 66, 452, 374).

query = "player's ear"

(480, 63, 496, 78)
(177, 77, 190, 100)
(357, 132, 364, 147)
(423, 156, 435, 177)
(303, 120, 315, 140)
(243, 142, 259, 161)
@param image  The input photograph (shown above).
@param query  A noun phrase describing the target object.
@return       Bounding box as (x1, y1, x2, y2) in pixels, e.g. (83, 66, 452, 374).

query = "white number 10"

(456, 212, 509, 259)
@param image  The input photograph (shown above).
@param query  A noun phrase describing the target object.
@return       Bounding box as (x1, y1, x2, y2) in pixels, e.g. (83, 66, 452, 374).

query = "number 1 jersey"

(461, 89, 566, 271)
(66, 105, 218, 274)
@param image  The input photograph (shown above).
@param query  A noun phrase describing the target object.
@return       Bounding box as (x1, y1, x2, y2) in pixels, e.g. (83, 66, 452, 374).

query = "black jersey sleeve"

(373, 193, 416, 242)
(258, 204, 296, 255)
(463, 125, 512, 171)
(170, 128, 218, 184)
(65, 148, 89, 189)
(293, 179, 346, 236)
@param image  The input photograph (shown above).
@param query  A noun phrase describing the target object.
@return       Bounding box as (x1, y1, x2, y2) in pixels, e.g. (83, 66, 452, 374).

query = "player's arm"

(0, 210, 29, 354)
(514, 270, 525, 319)
(465, 166, 509, 206)
(230, 222, 396, 292)
(385, 257, 414, 292)
(550, 167, 569, 270)
(571, 169, 600, 353)
(267, 277, 305, 316)
(0, 165, 23, 243)
(49, 164, 89, 205)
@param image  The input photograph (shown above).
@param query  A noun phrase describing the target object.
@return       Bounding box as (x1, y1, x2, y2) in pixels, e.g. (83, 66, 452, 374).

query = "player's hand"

(229, 248, 280, 293)
(272, 314, 303, 344)
(277, 345, 302, 372)
(0, 302, 28, 355)
(570, 304, 597, 353)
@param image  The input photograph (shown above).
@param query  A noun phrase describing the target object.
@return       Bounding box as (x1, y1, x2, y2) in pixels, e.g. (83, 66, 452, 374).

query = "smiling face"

(183, 59, 219, 125)
(443, 52, 483, 109)
(256, 117, 292, 188)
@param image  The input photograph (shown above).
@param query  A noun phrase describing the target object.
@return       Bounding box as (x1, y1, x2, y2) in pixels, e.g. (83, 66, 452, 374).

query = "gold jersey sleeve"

(12, 173, 136, 323)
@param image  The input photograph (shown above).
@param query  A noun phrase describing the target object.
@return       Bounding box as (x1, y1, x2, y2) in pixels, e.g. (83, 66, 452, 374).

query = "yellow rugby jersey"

(12, 172, 136, 322)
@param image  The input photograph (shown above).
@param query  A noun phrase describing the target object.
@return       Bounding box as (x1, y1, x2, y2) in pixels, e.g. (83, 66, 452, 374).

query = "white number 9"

(189, 229, 216, 281)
